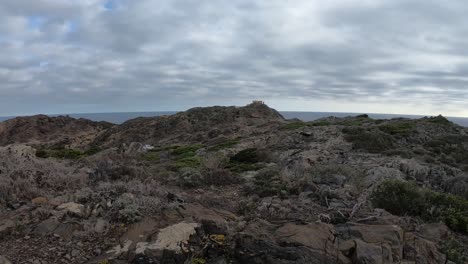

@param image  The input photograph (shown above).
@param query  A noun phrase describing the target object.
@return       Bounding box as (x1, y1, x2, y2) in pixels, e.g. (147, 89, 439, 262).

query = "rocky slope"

(0, 115, 113, 149)
(92, 103, 285, 147)
(0, 104, 467, 264)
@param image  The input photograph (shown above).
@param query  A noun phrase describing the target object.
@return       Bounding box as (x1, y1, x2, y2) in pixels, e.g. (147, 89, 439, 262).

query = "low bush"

(280, 122, 308, 130)
(371, 180, 468, 233)
(244, 167, 288, 197)
(378, 122, 416, 136)
(230, 148, 261, 163)
(343, 127, 394, 153)
(441, 239, 467, 263)
(428, 115, 451, 125)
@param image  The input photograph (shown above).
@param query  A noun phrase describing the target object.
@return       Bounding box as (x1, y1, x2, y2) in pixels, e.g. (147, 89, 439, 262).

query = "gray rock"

(0, 219, 15, 236)
(34, 218, 60, 235)
(94, 218, 108, 233)
(0, 256, 12, 264)
(57, 202, 85, 217)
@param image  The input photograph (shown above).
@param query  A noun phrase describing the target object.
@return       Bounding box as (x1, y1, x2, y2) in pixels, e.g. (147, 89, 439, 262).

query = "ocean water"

(1, 111, 468, 127)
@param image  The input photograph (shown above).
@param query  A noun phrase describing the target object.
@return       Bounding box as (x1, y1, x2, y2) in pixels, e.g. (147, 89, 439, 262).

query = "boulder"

(0, 256, 12, 264)
(337, 223, 404, 262)
(417, 223, 450, 244)
(398, 159, 430, 181)
(137, 222, 200, 255)
(353, 239, 393, 264)
(403, 232, 447, 264)
(57, 202, 85, 217)
(275, 222, 350, 263)
(31, 197, 48, 205)
(0, 219, 15, 236)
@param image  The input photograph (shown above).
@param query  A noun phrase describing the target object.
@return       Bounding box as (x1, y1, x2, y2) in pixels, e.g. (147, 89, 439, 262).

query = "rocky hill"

(0, 115, 113, 149)
(0, 104, 467, 264)
(92, 103, 285, 147)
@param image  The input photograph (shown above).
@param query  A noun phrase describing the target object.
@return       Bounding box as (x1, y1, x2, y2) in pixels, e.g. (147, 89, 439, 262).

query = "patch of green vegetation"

(309, 120, 331, 126)
(378, 122, 416, 136)
(338, 116, 371, 126)
(441, 239, 467, 263)
(208, 139, 240, 151)
(171, 144, 204, 158)
(230, 148, 260, 163)
(244, 168, 288, 197)
(36, 146, 103, 159)
(425, 135, 468, 165)
(343, 127, 394, 153)
(280, 121, 309, 130)
(371, 180, 468, 233)
(36, 148, 84, 159)
(84, 146, 102, 156)
(175, 156, 202, 169)
(428, 115, 451, 125)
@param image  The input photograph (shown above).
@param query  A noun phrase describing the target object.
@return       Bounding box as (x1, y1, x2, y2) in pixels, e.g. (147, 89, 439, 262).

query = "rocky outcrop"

(93, 103, 285, 147)
(0, 115, 113, 149)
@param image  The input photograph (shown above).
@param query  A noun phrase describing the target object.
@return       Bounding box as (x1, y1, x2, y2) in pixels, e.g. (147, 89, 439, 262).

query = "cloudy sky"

(1, 0, 468, 116)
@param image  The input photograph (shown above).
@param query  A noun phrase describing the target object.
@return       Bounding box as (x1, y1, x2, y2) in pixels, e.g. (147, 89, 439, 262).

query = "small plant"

(192, 258, 207, 264)
(230, 148, 260, 163)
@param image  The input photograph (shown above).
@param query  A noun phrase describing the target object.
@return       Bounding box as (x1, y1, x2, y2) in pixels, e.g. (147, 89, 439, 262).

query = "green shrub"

(35, 149, 49, 158)
(244, 167, 288, 197)
(230, 148, 260, 163)
(343, 127, 394, 153)
(140, 152, 160, 162)
(441, 239, 467, 263)
(310, 120, 331, 126)
(41, 148, 84, 159)
(280, 122, 308, 130)
(84, 146, 102, 156)
(378, 122, 416, 136)
(371, 180, 468, 233)
(428, 115, 451, 125)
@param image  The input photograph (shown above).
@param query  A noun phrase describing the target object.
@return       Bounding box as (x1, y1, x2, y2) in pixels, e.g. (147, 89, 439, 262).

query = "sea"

(1, 111, 468, 127)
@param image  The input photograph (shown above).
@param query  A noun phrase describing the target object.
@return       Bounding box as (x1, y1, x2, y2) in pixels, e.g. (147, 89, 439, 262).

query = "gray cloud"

(1, 0, 468, 116)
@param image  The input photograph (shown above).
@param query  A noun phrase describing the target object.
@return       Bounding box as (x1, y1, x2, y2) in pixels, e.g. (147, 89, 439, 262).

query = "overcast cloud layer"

(1, 0, 468, 116)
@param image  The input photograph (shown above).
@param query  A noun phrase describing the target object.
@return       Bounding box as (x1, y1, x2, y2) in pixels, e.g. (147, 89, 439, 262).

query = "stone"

(0, 256, 12, 264)
(134, 221, 200, 258)
(417, 223, 450, 243)
(337, 223, 404, 262)
(56, 202, 85, 217)
(31, 197, 48, 205)
(94, 218, 108, 233)
(403, 232, 447, 264)
(353, 239, 393, 264)
(0, 219, 15, 236)
(275, 222, 350, 263)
